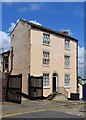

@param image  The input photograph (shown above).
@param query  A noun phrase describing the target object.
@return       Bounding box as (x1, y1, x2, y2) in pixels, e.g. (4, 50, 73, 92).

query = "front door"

(53, 73, 58, 92)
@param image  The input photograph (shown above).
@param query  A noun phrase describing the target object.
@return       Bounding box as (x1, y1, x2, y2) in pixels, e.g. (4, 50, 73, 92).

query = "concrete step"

(47, 92, 59, 100)
(53, 93, 68, 101)
(48, 92, 67, 101)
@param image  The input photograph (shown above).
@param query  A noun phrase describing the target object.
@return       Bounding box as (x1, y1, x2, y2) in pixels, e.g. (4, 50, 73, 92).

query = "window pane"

(64, 56, 70, 68)
(43, 73, 49, 87)
(43, 51, 50, 66)
(4, 56, 8, 69)
(43, 33, 50, 45)
(65, 40, 70, 50)
(64, 74, 70, 86)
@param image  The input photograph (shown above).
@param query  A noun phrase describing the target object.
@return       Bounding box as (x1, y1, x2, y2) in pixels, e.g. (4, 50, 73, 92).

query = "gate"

(29, 75, 43, 100)
(83, 85, 86, 101)
(6, 74, 22, 104)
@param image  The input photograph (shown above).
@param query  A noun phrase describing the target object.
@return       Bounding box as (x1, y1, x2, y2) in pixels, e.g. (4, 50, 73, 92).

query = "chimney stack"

(60, 30, 69, 36)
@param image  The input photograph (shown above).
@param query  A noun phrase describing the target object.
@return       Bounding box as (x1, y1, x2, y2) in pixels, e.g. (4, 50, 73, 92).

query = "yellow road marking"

(1, 109, 47, 118)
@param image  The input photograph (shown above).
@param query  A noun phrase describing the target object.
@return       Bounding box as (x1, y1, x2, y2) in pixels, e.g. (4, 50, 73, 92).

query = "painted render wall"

(10, 21, 77, 98)
(10, 21, 31, 95)
(30, 28, 77, 97)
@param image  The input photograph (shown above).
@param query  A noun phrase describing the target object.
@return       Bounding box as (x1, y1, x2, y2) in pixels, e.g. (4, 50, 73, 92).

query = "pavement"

(1, 99, 86, 119)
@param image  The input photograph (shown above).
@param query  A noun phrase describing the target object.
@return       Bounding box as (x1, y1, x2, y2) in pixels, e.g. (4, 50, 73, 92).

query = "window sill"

(64, 86, 71, 89)
(43, 65, 50, 67)
(43, 86, 50, 89)
(64, 67, 70, 69)
(43, 44, 50, 47)
(65, 48, 70, 51)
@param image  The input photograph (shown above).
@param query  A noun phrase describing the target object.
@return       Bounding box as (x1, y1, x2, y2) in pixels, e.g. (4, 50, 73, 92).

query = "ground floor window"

(43, 73, 49, 87)
(64, 74, 70, 87)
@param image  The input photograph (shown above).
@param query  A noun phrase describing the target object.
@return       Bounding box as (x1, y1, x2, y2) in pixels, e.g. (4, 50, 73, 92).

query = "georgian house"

(9, 19, 78, 99)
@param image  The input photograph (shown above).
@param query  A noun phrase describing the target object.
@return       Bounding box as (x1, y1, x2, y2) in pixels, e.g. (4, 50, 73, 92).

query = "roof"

(1, 50, 10, 55)
(10, 19, 78, 42)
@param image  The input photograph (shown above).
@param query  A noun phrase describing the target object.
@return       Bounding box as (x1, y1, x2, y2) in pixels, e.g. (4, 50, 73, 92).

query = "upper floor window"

(43, 73, 49, 87)
(64, 55, 70, 68)
(65, 39, 70, 50)
(4, 56, 8, 69)
(43, 33, 50, 45)
(43, 51, 50, 66)
(64, 74, 70, 87)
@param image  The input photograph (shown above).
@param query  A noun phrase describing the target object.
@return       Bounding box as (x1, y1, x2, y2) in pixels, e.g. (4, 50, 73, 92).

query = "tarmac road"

(2, 100, 85, 119)
(2, 110, 84, 119)
(11, 111, 82, 118)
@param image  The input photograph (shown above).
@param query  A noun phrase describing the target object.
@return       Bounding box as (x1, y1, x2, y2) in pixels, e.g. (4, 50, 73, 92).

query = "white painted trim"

(43, 86, 50, 89)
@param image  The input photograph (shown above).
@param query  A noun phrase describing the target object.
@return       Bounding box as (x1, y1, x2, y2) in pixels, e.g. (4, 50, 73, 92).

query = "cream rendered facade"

(10, 20, 78, 98)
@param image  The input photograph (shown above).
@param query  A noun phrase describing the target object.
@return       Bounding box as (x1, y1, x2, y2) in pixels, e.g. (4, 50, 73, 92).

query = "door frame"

(52, 73, 58, 92)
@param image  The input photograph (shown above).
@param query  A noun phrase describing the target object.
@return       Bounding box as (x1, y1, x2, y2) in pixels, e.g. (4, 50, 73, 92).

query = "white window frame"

(43, 51, 50, 66)
(64, 74, 70, 87)
(64, 55, 70, 68)
(43, 33, 50, 45)
(43, 73, 50, 87)
(65, 39, 70, 50)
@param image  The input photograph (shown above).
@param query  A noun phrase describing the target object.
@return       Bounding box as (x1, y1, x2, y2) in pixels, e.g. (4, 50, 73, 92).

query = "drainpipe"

(76, 41, 78, 93)
(28, 25, 31, 96)
(28, 25, 31, 75)
(9, 47, 13, 75)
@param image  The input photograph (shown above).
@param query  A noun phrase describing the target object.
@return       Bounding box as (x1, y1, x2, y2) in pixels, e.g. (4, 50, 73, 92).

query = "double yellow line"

(0, 109, 47, 118)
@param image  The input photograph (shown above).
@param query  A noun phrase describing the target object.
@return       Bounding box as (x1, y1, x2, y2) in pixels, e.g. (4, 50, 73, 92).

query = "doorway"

(53, 73, 58, 92)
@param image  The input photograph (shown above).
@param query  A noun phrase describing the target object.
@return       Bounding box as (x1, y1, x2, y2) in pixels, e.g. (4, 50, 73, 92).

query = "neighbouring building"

(9, 19, 78, 99)
(0, 50, 10, 73)
(78, 78, 86, 100)
(0, 51, 10, 102)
